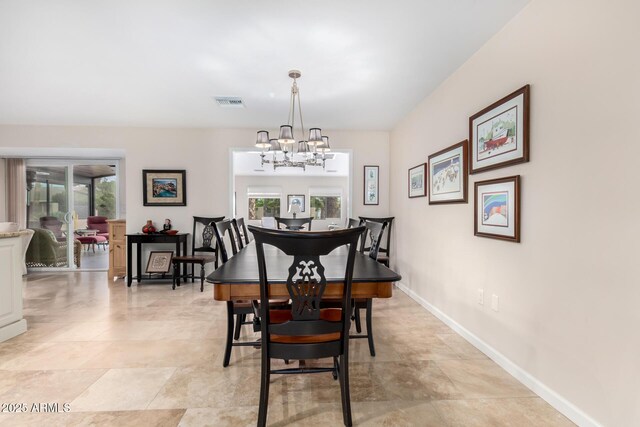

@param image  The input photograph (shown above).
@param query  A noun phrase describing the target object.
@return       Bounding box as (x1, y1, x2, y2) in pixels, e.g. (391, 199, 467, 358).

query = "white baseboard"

(0, 318, 27, 343)
(395, 281, 600, 427)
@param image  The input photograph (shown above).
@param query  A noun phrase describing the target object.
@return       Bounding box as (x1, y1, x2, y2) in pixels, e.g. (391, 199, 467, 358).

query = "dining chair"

(213, 219, 253, 366)
(214, 220, 288, 367)
(274, 216, 313, 231)
(358, 216, 394, 267)
(351, 220, 387, 356)
(233, 217, 251, 247)
(171, 215, 224, 291)
(248, 225, 364, 427)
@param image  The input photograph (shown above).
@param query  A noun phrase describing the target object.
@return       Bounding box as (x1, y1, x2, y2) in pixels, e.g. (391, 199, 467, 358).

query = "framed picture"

(287, 194, 305, 212)
(142, 170, 187, 206)
(363, 165, 379, 205)
(469, 85, 530, 174)
(474, 175, 520, 242)
(408, 163, 427, 198)
(428, 140, 468, 204)
(146, 251, 174, 273)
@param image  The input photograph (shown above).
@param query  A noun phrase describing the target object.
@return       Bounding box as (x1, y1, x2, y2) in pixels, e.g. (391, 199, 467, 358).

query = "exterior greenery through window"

(248, 197, 280, 220)
(310, 196, 341, 220)
(95, 176, 116, 218)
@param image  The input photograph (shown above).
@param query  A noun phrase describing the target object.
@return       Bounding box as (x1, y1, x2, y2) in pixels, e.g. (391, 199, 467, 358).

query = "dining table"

(207, 240, 402, 301)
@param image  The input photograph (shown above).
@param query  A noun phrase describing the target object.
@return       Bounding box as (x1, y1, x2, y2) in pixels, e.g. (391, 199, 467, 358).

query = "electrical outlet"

(491, 294, 499, 312)
(477, 289, 484, 305)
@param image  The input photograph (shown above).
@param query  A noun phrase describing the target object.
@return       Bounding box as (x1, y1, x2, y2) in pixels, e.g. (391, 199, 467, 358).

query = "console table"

(126, 233, 189, 286)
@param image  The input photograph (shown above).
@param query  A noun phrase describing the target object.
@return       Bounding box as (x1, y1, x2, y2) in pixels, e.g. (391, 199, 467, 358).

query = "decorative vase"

(142, 220, 156, 234)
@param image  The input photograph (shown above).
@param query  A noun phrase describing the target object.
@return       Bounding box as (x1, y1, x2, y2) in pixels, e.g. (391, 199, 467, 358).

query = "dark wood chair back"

(347, 218, 362, 228)
(274, 216, 313, 231)
(232, 217, 250, 248)
(193, 216, 224, 254)
(214, 219, 239, 264)
(360, 220, 387, 261)
(358, 216, 394, 258)
(249, 225, 363, 360)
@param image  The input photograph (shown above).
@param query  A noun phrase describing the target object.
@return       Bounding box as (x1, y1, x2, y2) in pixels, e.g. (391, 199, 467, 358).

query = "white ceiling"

(0, 0, 529, 130)
(233, 151, 349, 177)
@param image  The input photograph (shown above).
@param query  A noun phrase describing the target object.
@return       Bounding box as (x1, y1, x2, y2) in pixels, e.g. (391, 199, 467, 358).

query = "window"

(310, 195, 342, 220)
(248, 197, 281, 220)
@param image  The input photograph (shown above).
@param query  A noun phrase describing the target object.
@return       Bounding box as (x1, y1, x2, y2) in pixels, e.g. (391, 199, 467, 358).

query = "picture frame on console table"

(146, 251, 174, 273)
(408, 163, 427, 198)
(363, 165, 379, 205)
(142, 169, 187, 206)
(428, 140, 468, 204)
(474, 175, 520, 242)
(469, 85, 529, 174)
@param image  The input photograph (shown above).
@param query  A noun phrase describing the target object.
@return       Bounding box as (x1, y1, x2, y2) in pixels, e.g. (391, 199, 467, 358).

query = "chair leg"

(257, 353, 271, 427)
(223, 301, 234, 367)
(172, 262, 177, 290)
(354, 306, 362, 333)
(234, 314, 244, 340)
(339, 353, 352, 426)
(200, 262, 205, 292)
(366, 299, 375, 357)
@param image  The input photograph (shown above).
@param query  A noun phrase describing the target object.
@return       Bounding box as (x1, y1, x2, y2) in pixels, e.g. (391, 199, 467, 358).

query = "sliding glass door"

(25, 159, 119, 271)
(26, 164, 77, 269)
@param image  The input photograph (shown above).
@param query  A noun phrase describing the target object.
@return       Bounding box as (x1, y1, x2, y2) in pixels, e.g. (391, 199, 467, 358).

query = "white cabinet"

(0, 233, 27, 342)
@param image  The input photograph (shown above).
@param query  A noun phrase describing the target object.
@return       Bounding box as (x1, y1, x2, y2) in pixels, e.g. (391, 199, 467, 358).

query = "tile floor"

(0, 273, 574, 426)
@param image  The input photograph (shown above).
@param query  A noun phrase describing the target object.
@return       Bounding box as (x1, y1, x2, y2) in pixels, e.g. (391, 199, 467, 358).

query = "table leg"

(136, 242, 142, 283)
(127, 238, 132, 287)
(183, 238, 188, 282)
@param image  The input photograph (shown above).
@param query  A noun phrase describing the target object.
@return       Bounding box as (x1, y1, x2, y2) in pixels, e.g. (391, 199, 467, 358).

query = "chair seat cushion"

(269, 308, 342, 343)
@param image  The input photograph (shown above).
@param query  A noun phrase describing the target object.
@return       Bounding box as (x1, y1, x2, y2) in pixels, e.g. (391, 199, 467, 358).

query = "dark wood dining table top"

(207, 241, 401, 301)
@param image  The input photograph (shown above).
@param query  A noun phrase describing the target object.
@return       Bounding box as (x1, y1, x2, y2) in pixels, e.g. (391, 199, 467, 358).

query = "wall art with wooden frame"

(474, 175, 520, 242)
(428, 140, 468, 204)
(469, 85, 530, 174)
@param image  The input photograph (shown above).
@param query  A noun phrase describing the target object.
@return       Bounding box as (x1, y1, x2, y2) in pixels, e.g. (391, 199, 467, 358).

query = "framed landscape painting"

(363, 165, 379, 205)
(142, 170, 187, 206)
(474, 175, 520, 242)
(469, 85, 530, 174)
(408, 163, 427, 198)
(428, 140, 468, 204)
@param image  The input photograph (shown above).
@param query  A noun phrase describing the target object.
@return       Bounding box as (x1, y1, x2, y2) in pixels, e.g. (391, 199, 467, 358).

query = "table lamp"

(288, 202, 301, 219)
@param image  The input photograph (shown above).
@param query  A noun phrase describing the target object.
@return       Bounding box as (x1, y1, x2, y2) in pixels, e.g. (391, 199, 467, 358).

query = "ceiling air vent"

(253, 169, 265, 172)
(214, 97, 245, 108)
(326, 169, 338, 173)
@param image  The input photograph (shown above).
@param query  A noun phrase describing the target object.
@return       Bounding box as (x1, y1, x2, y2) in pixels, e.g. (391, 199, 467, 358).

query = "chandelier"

(254, 70, 331, 170)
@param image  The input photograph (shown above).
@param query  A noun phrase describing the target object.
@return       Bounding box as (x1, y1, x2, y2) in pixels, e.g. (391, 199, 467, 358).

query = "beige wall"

(234, 175, 350, 230)
(389, 0, 640, 425)
(0, 158, 6, 221)
(0, 126, 389, 274)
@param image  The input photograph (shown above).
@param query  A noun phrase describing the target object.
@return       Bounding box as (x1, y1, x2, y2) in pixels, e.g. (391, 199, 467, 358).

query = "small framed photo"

(287, 194, 305, 212)
(428, 140, 468, 204)
(408, 163, 427, 198)
(363, 165, 379, 205)
(474, 175, 520, 242)
(469, 85, 530, 174)
(143, 170, 186, 206)
(146, 251, 174, 273)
